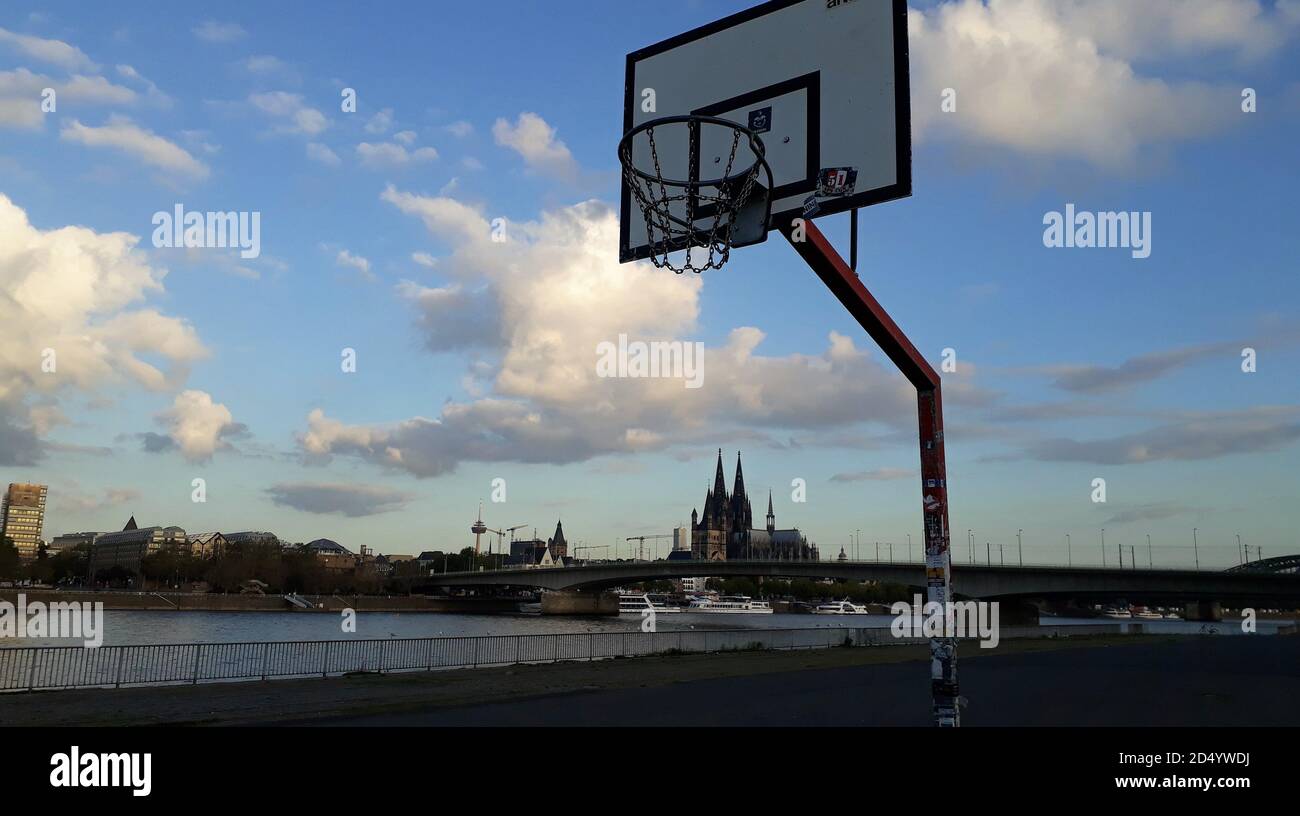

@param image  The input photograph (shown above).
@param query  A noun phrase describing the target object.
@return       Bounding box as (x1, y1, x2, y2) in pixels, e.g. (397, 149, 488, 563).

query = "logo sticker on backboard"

(818, 167, 858, 197)
(748, 106, 772, 134)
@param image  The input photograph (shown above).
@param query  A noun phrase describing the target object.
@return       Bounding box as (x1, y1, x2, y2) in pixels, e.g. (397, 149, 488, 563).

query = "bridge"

(420, 559, 1300, 607)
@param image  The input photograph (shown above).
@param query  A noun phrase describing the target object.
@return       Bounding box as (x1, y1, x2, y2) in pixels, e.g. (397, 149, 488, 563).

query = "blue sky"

(2, 0, 1298, 568)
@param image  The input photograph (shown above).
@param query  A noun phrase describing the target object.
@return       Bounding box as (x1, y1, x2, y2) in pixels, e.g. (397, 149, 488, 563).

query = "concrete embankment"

(0, 589, 522, 613)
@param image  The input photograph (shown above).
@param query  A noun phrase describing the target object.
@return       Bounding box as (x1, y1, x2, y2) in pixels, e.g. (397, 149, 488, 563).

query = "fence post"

(552, 634, 558, 663)
(260, 643, 269, 680)
(473, 637, 480, 668)
(114, 647, 124, 688)
(25, 649, 37, 692)
(322, 641, 330, 678)
(191, 644, 202, 684)
(378, 640, 385, 674)
(515, 635, 521, 665)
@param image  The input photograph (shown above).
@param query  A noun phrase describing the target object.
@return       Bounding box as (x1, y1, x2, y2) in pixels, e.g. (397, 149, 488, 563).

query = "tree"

(0, 537, 19, 581)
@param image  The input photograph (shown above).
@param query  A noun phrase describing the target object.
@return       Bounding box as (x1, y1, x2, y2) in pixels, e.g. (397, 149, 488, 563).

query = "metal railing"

(0, 624, 1125, 693)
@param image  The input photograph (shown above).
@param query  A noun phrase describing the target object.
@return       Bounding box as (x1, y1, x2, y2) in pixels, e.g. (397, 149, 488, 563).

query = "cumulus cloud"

(55, 485, 141, 513)
(364, 107, 393, 134)
(249, 91, 327, 136)
(266, 482, 414, 517)
(0, 26, 95, 71)
(0, 194, 206, 462)
(443, 120, 474, 138)
(356, 141, 438, 167)
(335, 249, 375, 281)
(151, 390, 239, 462)
(906, 0, 1292, 167)
(60, 115, 209, 180)
(294, 188, 922, 477)
(306, 142, 340, 165)
(492, 112, 577, 180)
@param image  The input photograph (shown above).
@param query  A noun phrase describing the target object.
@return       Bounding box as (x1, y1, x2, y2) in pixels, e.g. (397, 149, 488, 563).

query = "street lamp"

(967, 529, 973, 564)
(1147, 534, 1152, 568)
(907, 533, 912, 562)
(1101, 528, 1106, 568)
(1193, 527, 1199, 570)
(1066, 533, 1071, 567)
(1017, 529, 1023, 567)
(1236, 533, 1243, 565)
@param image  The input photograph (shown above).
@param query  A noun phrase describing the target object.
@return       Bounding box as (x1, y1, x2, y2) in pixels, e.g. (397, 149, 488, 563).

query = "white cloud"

(0, 26, 95, 71)
(335, 249, 375, 281)
(297, 189, 920, 477)
(411, 252, 438, 269)
(60, 116, 209, 180)
(154, 390, 236, 462)
(907, 0, 1275, 167)
(192, 20, 247, 43)
(306, 141, 340, 166)
(0, 96, 42, 130)
(249, 91, 328, 136)
(364, 107, 394, 134)
(356, 141, 438, 167)
(393, 129, 417, 145)
(492, 112, 577, 180)
(0, 194, 206, 463)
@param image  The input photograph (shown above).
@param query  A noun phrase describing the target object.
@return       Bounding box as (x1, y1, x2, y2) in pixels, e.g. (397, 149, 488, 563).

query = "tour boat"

(618, 593, 683, 614)
(813, 599, 871, 615)
(687, 595, 773, 614)
(1100, 605, 1132, 619)
(1130, 606, 1163, 620)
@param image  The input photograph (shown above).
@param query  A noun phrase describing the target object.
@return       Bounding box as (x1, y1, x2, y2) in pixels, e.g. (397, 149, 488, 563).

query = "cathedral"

(690, 450, 819, 561)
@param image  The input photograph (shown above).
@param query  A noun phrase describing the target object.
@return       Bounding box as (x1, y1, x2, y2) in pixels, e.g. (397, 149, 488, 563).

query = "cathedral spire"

(712, 448, 728, 505)
(766, 489, 775, 533)
(732, 450, 746, 501)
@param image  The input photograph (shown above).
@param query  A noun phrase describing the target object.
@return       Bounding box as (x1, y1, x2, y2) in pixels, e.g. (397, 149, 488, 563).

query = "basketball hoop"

(618, 115, 773, 273)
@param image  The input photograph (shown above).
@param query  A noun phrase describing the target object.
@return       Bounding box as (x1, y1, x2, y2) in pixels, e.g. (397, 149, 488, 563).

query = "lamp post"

(1147, 534, 1152, 568)
(1017, 529, 1023, 567)
(1101, 528, 1106, 568)
(1066, 533, 1071, 567)
(967, 529, 973, 564)
(1193, 527, 1199, 570)
(907, 533, 912, 562)
(1236, 533, 1243, 565)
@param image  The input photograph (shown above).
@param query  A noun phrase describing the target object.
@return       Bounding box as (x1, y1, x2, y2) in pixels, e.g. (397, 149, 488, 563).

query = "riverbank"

(0, 589, 522, 613)
(0, 633, 1207, 726)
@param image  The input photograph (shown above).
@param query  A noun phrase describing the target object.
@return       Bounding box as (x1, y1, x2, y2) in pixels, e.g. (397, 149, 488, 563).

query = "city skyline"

(1, 2, 1298, 570)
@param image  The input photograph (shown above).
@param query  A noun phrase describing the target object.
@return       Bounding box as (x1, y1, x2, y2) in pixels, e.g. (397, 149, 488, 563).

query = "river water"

(1, 609, 1288, 648)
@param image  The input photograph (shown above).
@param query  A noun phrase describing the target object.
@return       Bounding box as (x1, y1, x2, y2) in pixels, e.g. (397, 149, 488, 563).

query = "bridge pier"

(1184, 601, 1223, 622)
(541, 590, 619, 616)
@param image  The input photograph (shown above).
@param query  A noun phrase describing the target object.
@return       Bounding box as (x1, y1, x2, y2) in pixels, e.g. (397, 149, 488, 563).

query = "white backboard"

(620, 0, 911, 263)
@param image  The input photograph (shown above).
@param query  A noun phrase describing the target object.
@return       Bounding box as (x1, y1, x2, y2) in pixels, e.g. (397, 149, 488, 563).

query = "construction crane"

(625, 534, 672, 561)
(482, 524, 528, 569)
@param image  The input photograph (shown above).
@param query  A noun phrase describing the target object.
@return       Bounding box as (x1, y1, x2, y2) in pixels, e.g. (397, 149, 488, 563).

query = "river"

(0, 608, 1287, 648)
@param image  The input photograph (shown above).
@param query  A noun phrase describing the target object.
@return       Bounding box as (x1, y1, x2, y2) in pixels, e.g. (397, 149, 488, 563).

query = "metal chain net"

(621, 122, 761, 274)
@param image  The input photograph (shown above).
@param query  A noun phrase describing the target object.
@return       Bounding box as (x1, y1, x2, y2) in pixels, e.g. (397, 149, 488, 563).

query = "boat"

(1130, 606, 1162, 620)
(617, 593, 683, 614)
(687, 595, 773, 614)
(1100, 605, 1132, 619)
(813, 599, 871, 615)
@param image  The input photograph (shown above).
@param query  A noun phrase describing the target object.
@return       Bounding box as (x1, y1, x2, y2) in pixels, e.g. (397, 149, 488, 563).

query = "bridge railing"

(0, 624, 1130, 693)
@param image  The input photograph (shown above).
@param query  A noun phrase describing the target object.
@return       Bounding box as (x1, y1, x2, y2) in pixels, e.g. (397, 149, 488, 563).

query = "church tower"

(766, 490, 775, 533)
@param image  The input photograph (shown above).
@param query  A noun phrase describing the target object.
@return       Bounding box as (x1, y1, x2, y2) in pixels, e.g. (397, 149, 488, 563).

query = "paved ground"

(2, 634, 1294, 727)
(300, 635, 1300, 727)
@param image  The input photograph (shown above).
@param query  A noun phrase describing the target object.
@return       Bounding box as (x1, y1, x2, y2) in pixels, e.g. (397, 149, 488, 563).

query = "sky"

(1, 0, 1298, 569)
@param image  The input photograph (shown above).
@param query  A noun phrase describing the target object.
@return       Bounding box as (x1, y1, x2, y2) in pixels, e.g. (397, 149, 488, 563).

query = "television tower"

(470, 500, 488, 556)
